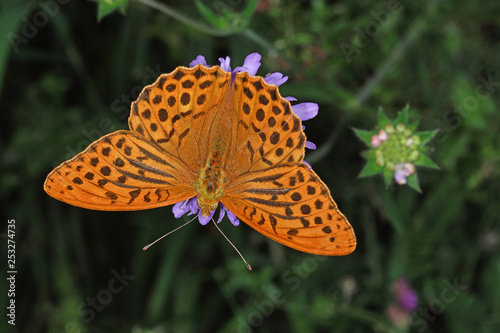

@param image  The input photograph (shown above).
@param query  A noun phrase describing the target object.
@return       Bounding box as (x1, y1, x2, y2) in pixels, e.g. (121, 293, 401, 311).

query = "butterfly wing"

(222, 72, 356, 255)
(128, 65, 232, 172)
(45, 65, 234, 210)
(44, 130, 196, 210)
(222, 163, 356, 255)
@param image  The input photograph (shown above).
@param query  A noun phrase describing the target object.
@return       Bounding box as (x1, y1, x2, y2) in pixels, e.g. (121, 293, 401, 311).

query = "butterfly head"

(197, 197, 219, 217)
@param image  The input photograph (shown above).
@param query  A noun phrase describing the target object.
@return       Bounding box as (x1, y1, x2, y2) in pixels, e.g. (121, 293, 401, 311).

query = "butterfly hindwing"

(222, 163, 356, 255)
(44, 130, 196, 210)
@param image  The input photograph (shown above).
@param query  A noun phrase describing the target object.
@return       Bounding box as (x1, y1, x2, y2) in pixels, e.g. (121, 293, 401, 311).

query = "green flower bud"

(396, 123, 406, 132)
(410, 151, 420, 161)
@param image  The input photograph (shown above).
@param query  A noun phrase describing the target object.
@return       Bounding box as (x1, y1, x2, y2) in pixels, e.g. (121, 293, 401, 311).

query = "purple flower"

(305, 141, 317, 150)
(394, 163, 415, 185)
(189, 55, 207, 67)
(393, 278, 418, 312)
(179, 53, 321, 225)
(189, 53, 319, 126)
(218, 204, 240, 226)
(218, 56, 231, 72)
(264, 72, 288, 87)
(291, 102, 318, 121)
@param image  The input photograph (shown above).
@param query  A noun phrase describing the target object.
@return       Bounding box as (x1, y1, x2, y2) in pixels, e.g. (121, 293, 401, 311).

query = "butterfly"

(44, 54, 356, 256)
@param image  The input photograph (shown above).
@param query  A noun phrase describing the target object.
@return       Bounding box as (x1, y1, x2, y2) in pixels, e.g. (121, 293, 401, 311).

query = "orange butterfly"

(44, 53, 356, 256)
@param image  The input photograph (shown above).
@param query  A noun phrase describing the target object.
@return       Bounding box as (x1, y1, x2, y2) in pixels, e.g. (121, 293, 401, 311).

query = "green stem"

(242, 29, 278, 55)
(135, 0, 233, 36)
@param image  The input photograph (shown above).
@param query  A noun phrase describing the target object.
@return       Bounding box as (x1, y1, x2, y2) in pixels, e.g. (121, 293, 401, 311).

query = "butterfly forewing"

(222, 163, 356, 255)
(128, 65, 232, 172)
(227, 73, 305, 176)
(44, 131, 196, 210)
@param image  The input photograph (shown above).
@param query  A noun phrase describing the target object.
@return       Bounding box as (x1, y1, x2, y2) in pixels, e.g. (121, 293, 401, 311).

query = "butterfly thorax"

(195, 145, 227, 216)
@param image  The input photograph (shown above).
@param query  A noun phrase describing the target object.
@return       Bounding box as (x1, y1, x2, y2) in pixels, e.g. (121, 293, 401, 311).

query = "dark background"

(1, 0, 499, 332)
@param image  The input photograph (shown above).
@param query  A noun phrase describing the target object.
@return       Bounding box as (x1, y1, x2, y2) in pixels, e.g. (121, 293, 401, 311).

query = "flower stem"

(134, 0, 233, 36)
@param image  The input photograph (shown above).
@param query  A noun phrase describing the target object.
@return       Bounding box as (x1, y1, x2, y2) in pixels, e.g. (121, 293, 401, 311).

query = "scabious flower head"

(386, 277, 418, 329)
(354, 106, 439, 192)
(175, 53, 319, 225)
(393, 277, 418, 312)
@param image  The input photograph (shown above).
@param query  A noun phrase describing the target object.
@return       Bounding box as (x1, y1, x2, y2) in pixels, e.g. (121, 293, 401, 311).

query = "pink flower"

(371, 134, 381, 148)
(394, 163, 415, 185)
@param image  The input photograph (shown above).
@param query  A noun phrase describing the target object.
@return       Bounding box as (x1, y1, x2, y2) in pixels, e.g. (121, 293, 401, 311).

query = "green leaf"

(0, 1, 34, 94)
(361, 149, 376, 159)
(418, 130, 439, 145)
(406, 173, 421, 192)
(358, 159, 383, 178)
(414, 152, 439, 169)
(408, 120, 419, 132)
(393, 104, 409, 126)
(195, 0, 229, 30)
(240, 0, 259, 22)
(352, 128, 375, 147)
(96, 0, 128, 21)
(378, 107, 392, 127)
(383, 168, 394, 186)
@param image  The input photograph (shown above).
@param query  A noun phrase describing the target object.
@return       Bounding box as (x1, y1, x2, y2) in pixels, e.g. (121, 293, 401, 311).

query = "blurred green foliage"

(1, 0, 500, 332)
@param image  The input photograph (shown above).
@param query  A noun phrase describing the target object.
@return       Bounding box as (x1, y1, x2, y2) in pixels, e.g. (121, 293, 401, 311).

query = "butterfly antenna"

(212, 219, 252, 271)
(142, 215, 197, 250)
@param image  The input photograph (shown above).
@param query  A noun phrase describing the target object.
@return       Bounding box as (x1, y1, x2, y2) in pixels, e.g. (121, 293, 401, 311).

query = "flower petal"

(292, 102, 318, 121)
(305, 141, 317, 150)
(241, 52, 261, 76)
(189, 55, 208, 67)
(264, 72, 288, 87)
(172, 196, 200, 218)
(197, 209, 216, 225)
(217, 205, 226, 223)
(226, 208, 240, 226)
(186, 197, 199, 215)
(371, 135, 381, 148)
(404, 163, 415, 175)
(378, 129, 388, 141)
(172, 201, 188, 218)
(302, 160, 312, 170)
(394, 278, 419, 312)
(219, 56, 231, 72)
(285, 96, 297, 102)
(394, 164, 408, 184)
